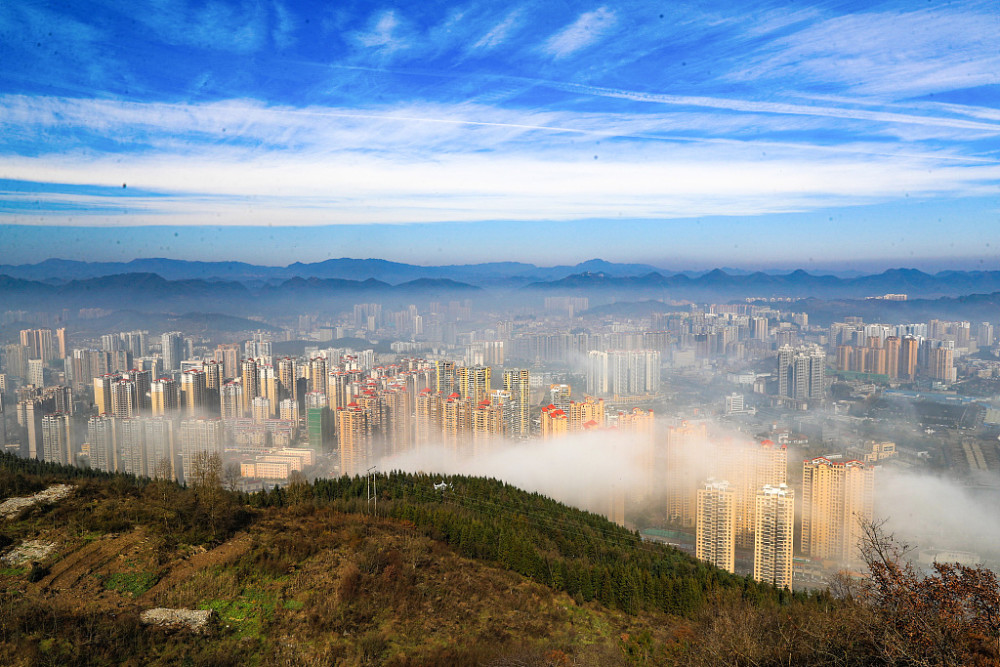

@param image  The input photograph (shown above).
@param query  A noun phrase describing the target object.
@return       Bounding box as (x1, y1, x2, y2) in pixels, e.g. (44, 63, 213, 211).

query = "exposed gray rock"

(0, 484, 74, 518)
(140, 608, 217, 633)
(2, 539, 57, 565)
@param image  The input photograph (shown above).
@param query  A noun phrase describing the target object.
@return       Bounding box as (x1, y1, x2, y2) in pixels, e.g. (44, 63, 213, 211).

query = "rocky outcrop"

(140, 608, 217, 634)
(1, 540, 57, 565)
(0, 484, 74, 518)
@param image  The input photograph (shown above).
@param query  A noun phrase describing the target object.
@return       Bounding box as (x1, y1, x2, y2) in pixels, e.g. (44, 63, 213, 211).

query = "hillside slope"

(1, 455, 996, 666)
(0, 463, 685, 665)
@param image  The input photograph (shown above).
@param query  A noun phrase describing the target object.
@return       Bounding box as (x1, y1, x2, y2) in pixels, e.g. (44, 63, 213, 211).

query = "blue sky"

(1, 0, 998, 268)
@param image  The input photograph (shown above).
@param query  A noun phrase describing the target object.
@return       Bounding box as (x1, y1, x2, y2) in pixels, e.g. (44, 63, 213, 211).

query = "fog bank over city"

(379, 422, 1000, 567)
(877, 468, 1000, 563)
(381, 430, 646, 518)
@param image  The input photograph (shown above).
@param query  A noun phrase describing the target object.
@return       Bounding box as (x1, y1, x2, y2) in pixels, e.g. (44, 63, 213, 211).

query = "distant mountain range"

(2, 258, 1000, 299)
(4, 260, 1000, 322)
(0, 257, 678, 285)
(0, 271, 482, 314)
(524, 268, 1000, 299)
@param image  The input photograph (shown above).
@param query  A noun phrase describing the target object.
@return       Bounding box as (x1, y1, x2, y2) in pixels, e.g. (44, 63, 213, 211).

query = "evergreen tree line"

(0, 452, 126, 500)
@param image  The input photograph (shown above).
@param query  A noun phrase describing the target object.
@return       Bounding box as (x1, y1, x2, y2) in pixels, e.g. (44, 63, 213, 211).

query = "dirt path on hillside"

(140, 532, 253, 603)
(44, 532, 147, 596)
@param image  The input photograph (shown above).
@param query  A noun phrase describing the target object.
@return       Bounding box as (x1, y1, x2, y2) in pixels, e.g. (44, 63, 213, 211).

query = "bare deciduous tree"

(190, 452, 226, 538)
(223, 462, 242, 493)
(858, 517, 1000, 666)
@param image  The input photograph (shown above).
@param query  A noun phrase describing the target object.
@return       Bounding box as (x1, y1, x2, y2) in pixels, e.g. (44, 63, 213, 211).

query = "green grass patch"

(557, 600, 613, 644)
(104, 571, 159, 597)
(0, 567, 28, 577)
(282, 598, 304, 610)
(200, 589, 278, 639)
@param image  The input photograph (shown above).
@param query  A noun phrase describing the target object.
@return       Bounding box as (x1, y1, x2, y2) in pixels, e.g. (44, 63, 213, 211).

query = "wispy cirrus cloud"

(472, 9, 522, 51)
(738, 6, 821, 38)
(925, 103, 1000, 124)
(6, 94, 996, 163)
(523, 78, 1000, 135)
(271, 1, 296, 50)
(543, 7, 617, 59)
(726, 6, 1000, 97)
(0, 2, 111, 93)
(128, 0, 270, 55)
(352, 9, 413, 60)
(3, 93, 1000, 228)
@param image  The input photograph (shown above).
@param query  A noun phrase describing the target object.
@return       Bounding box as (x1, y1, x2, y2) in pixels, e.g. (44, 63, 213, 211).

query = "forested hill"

(250, 471, 782, 616)
(0, 453, 792, 617)
(1, 454, 997, 666)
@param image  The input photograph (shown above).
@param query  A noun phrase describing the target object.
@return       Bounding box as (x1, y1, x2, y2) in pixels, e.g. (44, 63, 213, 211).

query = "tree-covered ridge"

(1, 453, 807, 617)
(0, 451, 122, 500)
(247, 471, 816, 616)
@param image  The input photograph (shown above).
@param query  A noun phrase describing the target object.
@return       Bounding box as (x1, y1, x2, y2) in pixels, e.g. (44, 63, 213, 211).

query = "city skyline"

(3, 274, 999, 583)
(1, 0, 999, 267)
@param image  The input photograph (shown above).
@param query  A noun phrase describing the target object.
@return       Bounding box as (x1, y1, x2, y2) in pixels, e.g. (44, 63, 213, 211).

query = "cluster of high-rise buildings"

(829, 319, 985, 384)
(3, 324, 552, 485)
(672, 423, 875, 588)
(834, 334, 958, 383)
(586, 349, 661, 398)
(776, 345, 826, 402)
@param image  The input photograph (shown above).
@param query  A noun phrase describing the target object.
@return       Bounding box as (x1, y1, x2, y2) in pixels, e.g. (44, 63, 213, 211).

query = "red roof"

(804, 457, 866, 469)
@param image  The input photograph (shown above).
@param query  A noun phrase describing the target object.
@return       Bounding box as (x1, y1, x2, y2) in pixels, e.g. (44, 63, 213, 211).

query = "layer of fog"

(876, 468, 1000, 562)
(377, 421, 1000, 565)
(380, 429, 648, 518)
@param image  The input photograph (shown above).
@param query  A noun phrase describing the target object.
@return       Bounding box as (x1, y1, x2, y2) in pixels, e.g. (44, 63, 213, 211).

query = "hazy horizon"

(2, 224, 1000, 275)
